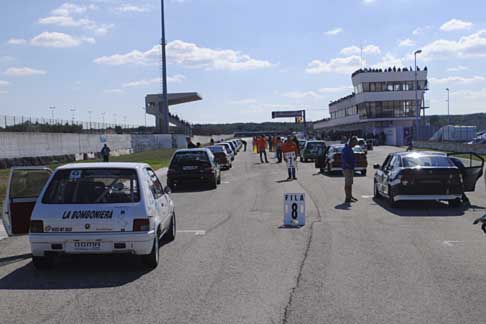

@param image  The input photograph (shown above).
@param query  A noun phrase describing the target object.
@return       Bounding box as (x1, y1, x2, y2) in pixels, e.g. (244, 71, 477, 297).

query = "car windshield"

(42, 168, 140, 204)
(352, 146, 364, 153)
(402, 155, 454, 168)
(171, 151, 210, 166)
(306, 142, 325, 151)
(208, 146, 224, 153)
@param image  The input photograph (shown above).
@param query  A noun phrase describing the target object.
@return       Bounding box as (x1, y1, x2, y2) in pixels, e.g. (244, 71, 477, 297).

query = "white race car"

(2, 163, 175, 269)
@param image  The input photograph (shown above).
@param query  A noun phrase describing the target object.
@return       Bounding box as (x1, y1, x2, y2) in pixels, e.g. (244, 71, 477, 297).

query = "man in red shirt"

(282, 136, 298, 180)
(256, 136, 269, 163)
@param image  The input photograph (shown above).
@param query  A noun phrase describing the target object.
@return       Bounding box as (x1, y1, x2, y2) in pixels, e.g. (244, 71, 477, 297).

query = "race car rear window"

(402, 155, 454, 168)
(171, 151, 210, 166)
(42, 168, 140, 204)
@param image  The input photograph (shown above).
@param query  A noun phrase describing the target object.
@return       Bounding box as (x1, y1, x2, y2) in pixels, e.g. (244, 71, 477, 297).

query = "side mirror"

(164, 186, 172, 194)
(373, 164, 381, 170)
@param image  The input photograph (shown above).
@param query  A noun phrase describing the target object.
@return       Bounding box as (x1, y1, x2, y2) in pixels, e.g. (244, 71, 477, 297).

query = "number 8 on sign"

(284, 193, 305, 227)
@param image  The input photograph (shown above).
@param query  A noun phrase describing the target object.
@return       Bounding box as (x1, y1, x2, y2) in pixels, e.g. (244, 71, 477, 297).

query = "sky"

(1, 0, 486, 126)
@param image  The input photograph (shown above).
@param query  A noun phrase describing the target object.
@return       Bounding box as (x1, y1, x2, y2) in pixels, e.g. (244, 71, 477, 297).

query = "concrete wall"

(0, 132, 235, 159)
(414, 141, 486, 154)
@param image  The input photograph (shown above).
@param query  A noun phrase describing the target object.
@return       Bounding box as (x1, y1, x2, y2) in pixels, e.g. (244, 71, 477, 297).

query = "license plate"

(183, 166, 198, 170)
(70, 240, 102, 251)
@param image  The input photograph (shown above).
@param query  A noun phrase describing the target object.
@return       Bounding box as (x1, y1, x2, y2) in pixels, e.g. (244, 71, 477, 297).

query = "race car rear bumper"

(394, 194, 462, 201)
(29, 230, 156, 257)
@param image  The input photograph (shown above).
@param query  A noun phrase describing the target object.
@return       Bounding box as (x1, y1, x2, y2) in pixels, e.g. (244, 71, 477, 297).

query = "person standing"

(101, 144, 111, 162)
(210, 138, 215, 145)
(240, 139, 247, 151)
(186, 137, 196, 148)
(342, 136, 358, 203)
(256, 136, 269, 163)
(276, 137, 283, 163)
(282, 136, 298, 180)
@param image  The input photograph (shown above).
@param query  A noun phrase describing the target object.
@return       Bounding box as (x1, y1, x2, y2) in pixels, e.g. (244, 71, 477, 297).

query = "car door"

(376, 154, 393, 194)
(145, 168, 170, 230)
(2, 167, 52, 236)
(447, 152, 484, 192)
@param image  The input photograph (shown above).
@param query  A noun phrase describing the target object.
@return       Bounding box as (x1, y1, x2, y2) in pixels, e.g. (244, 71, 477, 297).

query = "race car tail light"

(133, 219, 150, 232)
(205, 167, 215, 174)
(399, 170, 414, 186)
(30, 220, 44, 233)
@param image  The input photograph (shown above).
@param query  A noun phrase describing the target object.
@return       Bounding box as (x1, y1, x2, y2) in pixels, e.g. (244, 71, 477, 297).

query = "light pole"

(160, 0, 169, 134)
(414, 49, 422, 140)
(142, 107, 147, 128)
(49, 106, 56, 123)
(88, 110, 92, 130)
(101, 112, 106, 125)
(446, 88, 450, 125)
(70, 108, 76, 125)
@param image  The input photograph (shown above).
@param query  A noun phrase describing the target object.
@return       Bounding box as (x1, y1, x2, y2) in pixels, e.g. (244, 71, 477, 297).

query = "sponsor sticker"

(62, 210, 113, 219)
(69, 170, 82, 181)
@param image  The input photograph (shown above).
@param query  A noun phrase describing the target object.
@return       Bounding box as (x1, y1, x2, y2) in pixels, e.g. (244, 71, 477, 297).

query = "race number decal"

(285, 152, 296, 168)
(284, 193, 305, 226)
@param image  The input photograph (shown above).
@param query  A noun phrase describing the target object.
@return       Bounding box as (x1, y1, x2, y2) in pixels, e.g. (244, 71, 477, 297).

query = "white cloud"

(340, 44, 381, 55)
(452, 88, 486, 99)
(429, 76, 486, 84)
(440, 19, 473, 32)
(283, 90, 321, 99)
(413, 26, 431, 36)
(115, 4, 149, 12)
(228, 98, 258, 105)
(30, 31, 95, 48)
(324, 27, 343, 36)
(40, 3, 112, 35)
(362, 0, 376, 4)
(447, 65, 468, 72)
(4, 67, 47, 77)
(104, 88, 123, 93)
(419, 30, 486, 60)
(94, 40, 273, 71)
(318, 86, 353, 93)
(306, 55, 362, 74)
(373, 53, 404, 68)
(122, 74, 185, 87)
(398, 38, 415, 47)
(0, 80, 10, 87)
(7, 38, 27, 45)
(51, 3, 97, 16)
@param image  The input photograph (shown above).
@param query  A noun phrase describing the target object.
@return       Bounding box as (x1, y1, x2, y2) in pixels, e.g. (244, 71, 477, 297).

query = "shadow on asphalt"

(0, 253, 32, 267)
(171, 185, 215, 193)
(372, 197, 466, 217)
(335, 203, 352, 210)
(275, 179, 292, 183)
(0, 240, 174, 290)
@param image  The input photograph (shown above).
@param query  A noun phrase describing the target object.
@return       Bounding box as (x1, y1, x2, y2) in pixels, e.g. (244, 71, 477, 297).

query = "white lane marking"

(361, 195, 373, 199)
(222, 181, 230, 184)
(177, 230, 206, 236)
(442, 240, 464, 247)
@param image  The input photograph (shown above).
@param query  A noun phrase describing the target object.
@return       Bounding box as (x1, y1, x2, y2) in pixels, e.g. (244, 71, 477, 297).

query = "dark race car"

(315, 144, 368, 175)
(167, 148, 221, 190)
(300, 140, 326, 162)
(207, 145, 232, 170)
(373, 151, 484, 207)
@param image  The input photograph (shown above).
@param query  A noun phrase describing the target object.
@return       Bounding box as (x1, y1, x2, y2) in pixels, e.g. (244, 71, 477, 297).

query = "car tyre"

(327, 163, 332, 174)
(209, 178, 217, 189)
(164, 212, 176, 242)
(388, 185, 397, 208)
(217, 173, 221, 184)
(32, 255, 54, 269)
(448, 198, 462, 208)
(143, 237, 159, 269)
(362, 170, 367, 176)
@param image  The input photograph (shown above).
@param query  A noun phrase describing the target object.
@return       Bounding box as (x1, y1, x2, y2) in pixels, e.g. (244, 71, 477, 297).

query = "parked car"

(300, 140, 326, 162)
(356, 138, 367, 153)
(373, 151, 484, 207)
(0, 163, 176, 269)
(315, 144, 368, 175)
(216, 142, 235, 160)
(167, 148, 221, 190)
(207, 145, 232, 170)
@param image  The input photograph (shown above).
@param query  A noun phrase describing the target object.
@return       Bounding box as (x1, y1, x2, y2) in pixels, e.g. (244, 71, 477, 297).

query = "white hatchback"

(2, 163, 175, 269)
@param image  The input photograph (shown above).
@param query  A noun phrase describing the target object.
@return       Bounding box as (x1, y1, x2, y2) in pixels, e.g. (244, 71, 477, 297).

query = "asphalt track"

(1, 146, 486, 324)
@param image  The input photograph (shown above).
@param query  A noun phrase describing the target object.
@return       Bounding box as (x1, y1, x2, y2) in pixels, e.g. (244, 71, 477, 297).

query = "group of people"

(253, 135, 300, 181)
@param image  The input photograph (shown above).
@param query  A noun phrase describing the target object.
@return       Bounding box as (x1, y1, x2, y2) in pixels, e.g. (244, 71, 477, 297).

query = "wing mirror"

(164, 186, 172, 194)
(373, 164, 381, 170)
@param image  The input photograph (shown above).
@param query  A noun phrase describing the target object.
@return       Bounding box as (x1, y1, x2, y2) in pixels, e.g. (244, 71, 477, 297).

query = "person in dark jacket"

(101, 144, 111, 162)
(186, 137, 196, 148)
(342, 137, 358, 203)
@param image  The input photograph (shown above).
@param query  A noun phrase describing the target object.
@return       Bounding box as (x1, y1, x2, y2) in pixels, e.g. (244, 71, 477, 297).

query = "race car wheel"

(32, 255, 54, 269)
(388, 185, 397, 208)
(217, 174, 221, 184)
(448, 198, 462, 208)
(164, 212, 176, 242)
(209, 177, 217, 189)
(327, 163, 332, 174)
(143, 237, 159, 269)
(362, 170, 367, 176)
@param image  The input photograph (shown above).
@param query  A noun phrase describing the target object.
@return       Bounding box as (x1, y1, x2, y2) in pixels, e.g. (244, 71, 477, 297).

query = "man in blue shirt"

(342, 136, 358, 203)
